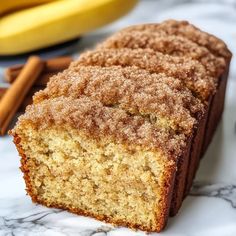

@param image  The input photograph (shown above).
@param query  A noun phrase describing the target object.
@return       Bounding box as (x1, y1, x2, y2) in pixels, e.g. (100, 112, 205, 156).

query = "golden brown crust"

(170, 136, 192, 215)
(183, 106, 209, 198)
(11, 133, 38, 203)
(74, 48, 216, 102)
(122, 19, 232, 60)
(98, 31, 226, 78)
(202, 62, 230, 155)
(183, 64, 231, 207)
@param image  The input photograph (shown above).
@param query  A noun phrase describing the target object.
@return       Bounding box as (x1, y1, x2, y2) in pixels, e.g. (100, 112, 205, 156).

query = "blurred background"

(0, 0, 235, 68)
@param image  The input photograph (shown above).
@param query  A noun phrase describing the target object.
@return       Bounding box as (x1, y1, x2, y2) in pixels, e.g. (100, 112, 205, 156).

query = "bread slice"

(12, 64, 203, 232)
(12, 96, 178, 232)
(34, 65, 206, 215)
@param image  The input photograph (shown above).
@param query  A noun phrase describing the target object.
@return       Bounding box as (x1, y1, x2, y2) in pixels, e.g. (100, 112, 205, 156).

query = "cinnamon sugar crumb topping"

(98, 31, 226, 77)
(34, 66, 204, 135)
(74, 48, 216, 101)
(15, 96, 186, 157)
(122, 20, 232, 60)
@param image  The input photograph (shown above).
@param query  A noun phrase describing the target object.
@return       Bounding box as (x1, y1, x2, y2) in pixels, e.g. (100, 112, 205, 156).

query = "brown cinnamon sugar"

(74, 48, 216, 101)
(98, 31, 226, 77)
(122, 20, 232, 60)
(14, 96, 186, 157)
(34, 66, 204, 135)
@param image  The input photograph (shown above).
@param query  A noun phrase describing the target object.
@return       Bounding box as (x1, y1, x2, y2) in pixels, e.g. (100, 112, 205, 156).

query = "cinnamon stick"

(5, 56, 72, 83)
(0, 56, 44, 135)
(0, 87, 43, 112)
(0, 88, 7, 99)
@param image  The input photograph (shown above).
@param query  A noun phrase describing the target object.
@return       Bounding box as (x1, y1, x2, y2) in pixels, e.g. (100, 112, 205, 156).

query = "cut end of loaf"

(12, 124, 176, 232)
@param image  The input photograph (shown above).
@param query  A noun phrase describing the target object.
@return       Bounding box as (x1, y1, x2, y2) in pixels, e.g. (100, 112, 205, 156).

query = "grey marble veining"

(190, 182, 236, 208)
(1, 181, 236, 236)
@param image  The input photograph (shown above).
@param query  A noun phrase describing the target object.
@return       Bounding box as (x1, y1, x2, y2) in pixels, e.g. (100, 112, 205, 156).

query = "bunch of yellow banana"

(0, 0, 137, 55)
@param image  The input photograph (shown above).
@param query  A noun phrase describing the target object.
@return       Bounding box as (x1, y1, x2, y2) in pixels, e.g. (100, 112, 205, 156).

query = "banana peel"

(0, 0, 137, 55)
(0, 0, 57, 16)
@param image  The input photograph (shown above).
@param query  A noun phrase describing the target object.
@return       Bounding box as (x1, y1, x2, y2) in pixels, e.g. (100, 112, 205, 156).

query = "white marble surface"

(0, 0, 236, 235)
